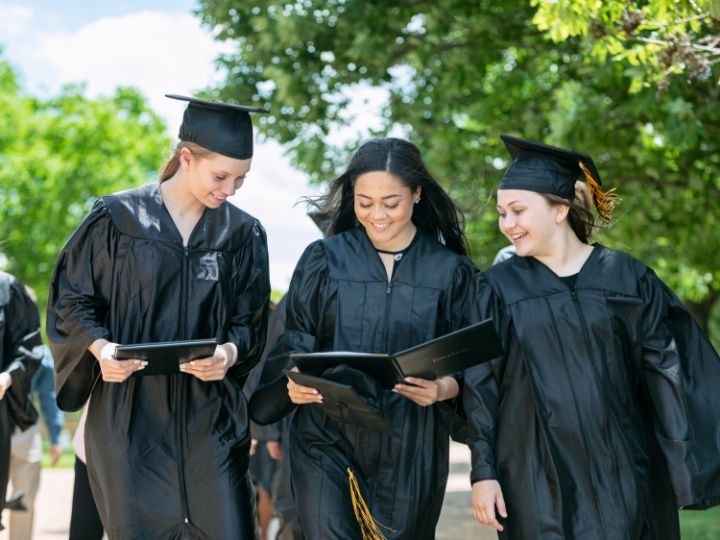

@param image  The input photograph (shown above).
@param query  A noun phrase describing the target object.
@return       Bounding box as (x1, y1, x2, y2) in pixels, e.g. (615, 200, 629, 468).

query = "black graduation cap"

(285, 366, 399, 437)
(166, 94, 268, 160)
(498, 134, 603, 201)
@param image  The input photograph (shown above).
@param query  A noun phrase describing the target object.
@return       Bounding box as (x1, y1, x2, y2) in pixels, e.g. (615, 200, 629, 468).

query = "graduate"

(465, 134, 720, 539)
(47, 94, 271, 538)
(250, 137, 480, 539)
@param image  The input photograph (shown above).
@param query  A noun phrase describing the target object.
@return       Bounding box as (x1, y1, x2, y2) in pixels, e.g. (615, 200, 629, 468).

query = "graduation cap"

(285, 366, 399, 437)
(499, 134, 618, 222)
(166, 94, 269, 160)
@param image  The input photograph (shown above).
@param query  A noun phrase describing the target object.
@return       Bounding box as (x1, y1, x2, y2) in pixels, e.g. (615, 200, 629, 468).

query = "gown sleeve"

(639, 268, 720, 509)
(2, 275, 43, 430)
(226, 219, 271, 381)
(436, 257, 483, 442)
(463, 271, 506, 484)
(47, 200, 114, 411)
(249, 240, 330, 425)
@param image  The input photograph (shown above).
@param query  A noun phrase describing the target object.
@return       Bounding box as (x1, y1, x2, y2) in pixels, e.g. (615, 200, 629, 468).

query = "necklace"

(375, 248, 405, 255)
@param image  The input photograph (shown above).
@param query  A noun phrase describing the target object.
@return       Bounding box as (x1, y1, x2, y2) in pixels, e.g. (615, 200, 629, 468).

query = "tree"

(0, 57, 171, 320)
(196, 0, 719, 341)
(532, 0, 720, 93)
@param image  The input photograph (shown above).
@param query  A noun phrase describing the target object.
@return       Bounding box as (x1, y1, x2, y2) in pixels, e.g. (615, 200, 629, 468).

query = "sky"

(0, 0, 325, 292)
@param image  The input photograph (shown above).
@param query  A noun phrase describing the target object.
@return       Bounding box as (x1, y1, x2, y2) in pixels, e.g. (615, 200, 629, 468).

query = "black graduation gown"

(47, 183, 270, 539)
(464, 245, 720, 539)
(0, 272, 41, 528)
(251, 228, 479, 540)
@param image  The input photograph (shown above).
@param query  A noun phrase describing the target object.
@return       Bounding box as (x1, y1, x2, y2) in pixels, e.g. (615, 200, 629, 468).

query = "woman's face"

(496, 189, 564, 258)
(184, 149, 252, 208)
(354, 170, 420, 251)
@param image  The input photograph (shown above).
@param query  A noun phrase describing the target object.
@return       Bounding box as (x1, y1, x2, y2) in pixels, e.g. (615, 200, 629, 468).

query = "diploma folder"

(114, 338, 218, 376)
(290, 318, 502, 389)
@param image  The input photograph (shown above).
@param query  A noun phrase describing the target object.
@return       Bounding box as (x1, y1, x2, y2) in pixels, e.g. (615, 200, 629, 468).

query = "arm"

(34, 347, 65, 464)
(249, 241, 329, 424)
(222, 220, 271, 381)
(1, 276, 42, 398)
(639, 269, 720, 509)
(47, 201, 114, 411)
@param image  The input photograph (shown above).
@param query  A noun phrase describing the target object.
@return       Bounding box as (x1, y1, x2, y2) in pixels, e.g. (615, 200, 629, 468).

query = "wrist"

(223, 343, 238, 367)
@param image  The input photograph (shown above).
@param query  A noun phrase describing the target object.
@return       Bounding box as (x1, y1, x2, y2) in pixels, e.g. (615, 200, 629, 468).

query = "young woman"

(47, 94, 271, 538)
(250, 137, 480, 539)
(465, 134, 720, 539)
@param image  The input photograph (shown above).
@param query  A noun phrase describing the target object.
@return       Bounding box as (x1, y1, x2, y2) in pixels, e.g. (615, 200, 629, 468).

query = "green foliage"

(532, 0, 720, 92)
(0, 60, 171, 322)
(196, 0, 720, 341)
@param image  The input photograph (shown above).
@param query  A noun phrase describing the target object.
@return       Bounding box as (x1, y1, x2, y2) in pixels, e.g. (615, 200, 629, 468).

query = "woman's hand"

(91, 340, 146, 383)
(0, 372, 11, 400)
(392, 375, 459, 406)
(471, 479, 507, 532)
(286, 367, 322, 405)
(180, 343, 236, 381)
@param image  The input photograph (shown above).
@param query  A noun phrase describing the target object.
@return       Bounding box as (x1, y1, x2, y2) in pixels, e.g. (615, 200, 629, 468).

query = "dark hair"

(308, 138, 469, 256)
(158, 141, 214, 182)
(543, 180, 601, 244)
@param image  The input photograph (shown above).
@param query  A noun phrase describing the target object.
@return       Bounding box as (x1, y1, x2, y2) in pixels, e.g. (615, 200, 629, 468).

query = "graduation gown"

(250, 227, 479, 540)
(464, 245, 720, 539)
(47, 183, 270, 539)
(0, 272, 41, 528)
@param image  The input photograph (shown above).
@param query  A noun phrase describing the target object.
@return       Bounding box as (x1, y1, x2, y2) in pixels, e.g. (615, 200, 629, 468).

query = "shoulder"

(0, 272, 30, 306)
(0, 271, 18, 305)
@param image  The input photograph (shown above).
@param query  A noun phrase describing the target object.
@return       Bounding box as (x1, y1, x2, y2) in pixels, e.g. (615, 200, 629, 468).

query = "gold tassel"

(578, 161, 620, 222)
(347, 468, 393, 540)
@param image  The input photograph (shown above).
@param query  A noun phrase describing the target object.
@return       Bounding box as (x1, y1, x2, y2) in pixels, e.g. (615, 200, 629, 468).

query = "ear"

(555, 205, 570, 224)
(179, 147, 193, 170)
(414, 186, 422, 200)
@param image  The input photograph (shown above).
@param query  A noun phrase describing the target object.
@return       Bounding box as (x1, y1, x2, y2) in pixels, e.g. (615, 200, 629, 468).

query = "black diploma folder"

(114, 338, 218, 376)
(284, 370, 399, 436)
(290, 318, 502, 389)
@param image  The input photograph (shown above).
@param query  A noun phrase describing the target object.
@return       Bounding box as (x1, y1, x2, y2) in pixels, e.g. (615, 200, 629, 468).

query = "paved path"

(1, 443, 495, 539)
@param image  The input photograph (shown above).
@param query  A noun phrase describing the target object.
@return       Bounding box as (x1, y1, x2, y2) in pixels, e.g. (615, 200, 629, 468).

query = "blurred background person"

(0, 272, 42, 532)
(7, 339, 64, 540)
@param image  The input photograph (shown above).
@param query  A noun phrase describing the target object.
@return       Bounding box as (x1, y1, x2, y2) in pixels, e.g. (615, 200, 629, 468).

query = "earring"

(415, 197, 421, 205)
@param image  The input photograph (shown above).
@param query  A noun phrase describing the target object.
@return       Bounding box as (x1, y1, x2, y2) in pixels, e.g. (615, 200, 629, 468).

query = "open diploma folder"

(285, 370, 399, 436)
(114, 338, 218, 376)
(290, 318, 502, 390)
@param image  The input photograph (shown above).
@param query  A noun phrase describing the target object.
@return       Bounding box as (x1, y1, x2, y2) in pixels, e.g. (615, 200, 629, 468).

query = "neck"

(535, 235, 593, 276)
(160, 176, 204, 217)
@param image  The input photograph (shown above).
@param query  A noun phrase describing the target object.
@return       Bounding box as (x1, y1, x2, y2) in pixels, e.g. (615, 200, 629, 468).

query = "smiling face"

(354, 170, 420, 251)
(182, 147, 252, 208)
(496, 189, 568, 258)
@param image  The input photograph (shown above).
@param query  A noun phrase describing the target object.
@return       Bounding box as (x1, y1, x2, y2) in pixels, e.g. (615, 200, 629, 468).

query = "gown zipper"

(177, 245, 190, 527)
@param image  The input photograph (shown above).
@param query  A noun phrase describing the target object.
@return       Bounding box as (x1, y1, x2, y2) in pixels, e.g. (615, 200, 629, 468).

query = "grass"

(680, 507, 720, 539)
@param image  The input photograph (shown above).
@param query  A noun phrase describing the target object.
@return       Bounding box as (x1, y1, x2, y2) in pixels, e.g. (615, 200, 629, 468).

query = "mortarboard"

(499, 134, 618, 221)
(166, 94, 268, 160)
(285, 366, 399, 437)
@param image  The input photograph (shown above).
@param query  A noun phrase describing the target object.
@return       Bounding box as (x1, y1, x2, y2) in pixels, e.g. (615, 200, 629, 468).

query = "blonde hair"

(159, 141, 215, 182)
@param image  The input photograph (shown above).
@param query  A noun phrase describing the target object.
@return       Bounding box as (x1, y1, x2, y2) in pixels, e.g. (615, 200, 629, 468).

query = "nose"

(500, 214, 514, 231)
(221, 179, 237, 197)
(371, 204, 387, 219)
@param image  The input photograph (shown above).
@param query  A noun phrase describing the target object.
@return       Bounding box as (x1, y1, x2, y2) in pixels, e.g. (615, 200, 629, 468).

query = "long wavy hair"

(308, 138, 470, 256)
